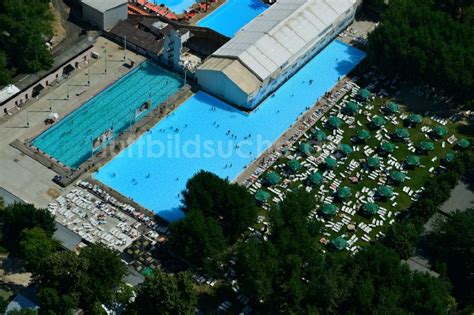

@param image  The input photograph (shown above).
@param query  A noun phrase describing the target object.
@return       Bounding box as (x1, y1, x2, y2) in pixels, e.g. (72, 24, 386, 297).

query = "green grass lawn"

(251, 88, 471, 252)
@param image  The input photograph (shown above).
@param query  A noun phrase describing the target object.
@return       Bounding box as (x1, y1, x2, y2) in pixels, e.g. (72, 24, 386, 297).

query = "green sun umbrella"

(342, 101, 359, 116)
(367, 156, 380, 168)
(362, 202, 379, 215)
(457, 138, 471, 149)
(390, 171, 406, 183)
(141, 267, 154, 277)
(405, 155, 420, 167)
(287, 159, 302, 172)
(433, 126, 448, 138)
(378, 185, 394, 198)
(331, 236, 348, 250)
(395, 128, 410, 139)
(371, 115, 387, 128)
(444, 151, 455, 163)
(358, 88, 371, 100)
(339, 143, 353, 155)
(385, 102, 400, 115)
(255, 190, 271, 202)
(320, 204, 338, 216)
(325, 156, 337, 169)
(309, 172, 323, 185)
(419, 140, 434, 152)
(265, 172, 281, 186)
(408, 114, 422, 124)
(299, 142, 313, 155)
(313, 129, 327, 142)
(327, 116, 343, 129)
(337, 186, 352, 199)
(357, 129, 371, 141)
(380, 141, 396, 153)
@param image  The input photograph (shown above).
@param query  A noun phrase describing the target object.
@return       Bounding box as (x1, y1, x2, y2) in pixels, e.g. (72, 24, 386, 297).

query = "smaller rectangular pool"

(197, 0, 268, 37)
(157, 0, 197, 13)
(32, 61, 183, 169)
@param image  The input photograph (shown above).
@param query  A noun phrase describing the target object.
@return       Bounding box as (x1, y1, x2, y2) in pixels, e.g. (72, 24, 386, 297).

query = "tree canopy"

(35, 244, 127, 313)
(181, 171, 257, 241)
(0, 0, 54, 84)
(169, 209, 226, 273)
(0, 203, 55, 252)
(427, 209, 474, 307)
(367, 0, 474, 101)
(127, 270, 197, 315)
(19, 227, 60, 273)
(235, 189, 453, 314)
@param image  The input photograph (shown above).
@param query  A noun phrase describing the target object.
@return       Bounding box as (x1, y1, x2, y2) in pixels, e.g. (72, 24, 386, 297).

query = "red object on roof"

(128, 4, 150, 16)
(165, 12, 178, 20)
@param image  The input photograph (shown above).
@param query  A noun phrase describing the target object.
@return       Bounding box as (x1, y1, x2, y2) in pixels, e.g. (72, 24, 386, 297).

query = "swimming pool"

(157, 0, 196, 13)
(32, 61, 182, 169)
(197, 0, 268, 37)
(94, 40, 366, 221)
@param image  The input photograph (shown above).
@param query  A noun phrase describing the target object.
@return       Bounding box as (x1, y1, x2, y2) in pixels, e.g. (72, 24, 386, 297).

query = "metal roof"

(201, 57, 262, 94)
(81, 0, 127, 13)
(54, 222, 82, 251)
(211, 0, 356, 81)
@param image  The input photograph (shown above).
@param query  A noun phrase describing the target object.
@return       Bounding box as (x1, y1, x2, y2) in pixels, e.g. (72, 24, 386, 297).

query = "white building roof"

(211, 0, 357, 81)
(0, 84, 20, 104)
(81, 0, 127, 13)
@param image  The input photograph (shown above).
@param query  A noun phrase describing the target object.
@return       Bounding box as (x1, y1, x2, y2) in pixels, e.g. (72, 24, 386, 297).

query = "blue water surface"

(197, 0, 268, 37)
(156, 0, 197, 13)
(32, 61, 182, 168)
(94, 40, 366, 221)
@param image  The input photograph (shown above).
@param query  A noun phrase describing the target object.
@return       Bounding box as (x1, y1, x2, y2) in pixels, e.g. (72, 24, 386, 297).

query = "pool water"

(32, 61, 182, 169)
(94, 40, 366, 221)
(197, 0, 268, 37)
(157, 0, 197, 13)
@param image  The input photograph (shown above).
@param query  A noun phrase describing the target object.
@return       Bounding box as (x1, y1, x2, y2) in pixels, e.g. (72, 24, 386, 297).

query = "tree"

(0, 52, 11, 86)
(428, 209, 474, 306)
(0, 203, 55, 251)
(367, 0, 474, 101)
(19, 227, 60, 272)
(181, 171, 257, 240)
(235, 238, 278, 303)
(169, 209, 226, 273)
(127, 270, 197, 315)
(37, 287, 78, 315)
(78, 244, 128, 307)
(383, 222, 423, 259)
(0, 0, 53, 73)
(35, 245, 127, 313)
(235, 189, 453, 314)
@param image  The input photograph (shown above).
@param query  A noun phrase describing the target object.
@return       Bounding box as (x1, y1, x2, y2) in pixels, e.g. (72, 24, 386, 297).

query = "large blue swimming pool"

(94, 40, 366, 221)
(32, 61, 182, 169)
(197, 0, 268, 37)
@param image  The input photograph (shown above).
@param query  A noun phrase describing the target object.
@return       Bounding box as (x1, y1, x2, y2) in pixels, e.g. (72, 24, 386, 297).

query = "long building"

(196, 0, 360, 110)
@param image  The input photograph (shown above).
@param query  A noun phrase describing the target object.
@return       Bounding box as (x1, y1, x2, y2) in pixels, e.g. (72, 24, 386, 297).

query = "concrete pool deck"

(0, 37, 146, 208)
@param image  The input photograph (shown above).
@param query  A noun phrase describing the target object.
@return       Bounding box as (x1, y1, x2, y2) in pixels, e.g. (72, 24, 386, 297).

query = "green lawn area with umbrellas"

(247, 84, 472, 253)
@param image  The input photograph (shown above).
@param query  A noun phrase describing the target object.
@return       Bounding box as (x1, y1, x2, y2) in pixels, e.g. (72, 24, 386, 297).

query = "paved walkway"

(440, 181, 474, 214)
(0, 37, 145, 208)
(234, 76, 353, 185)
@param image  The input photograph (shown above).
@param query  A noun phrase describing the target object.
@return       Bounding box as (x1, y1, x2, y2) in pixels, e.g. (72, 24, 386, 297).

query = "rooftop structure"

(81, 0, 127, 30)
(196, 0, 359, 109)
(0, 85, 20, 104)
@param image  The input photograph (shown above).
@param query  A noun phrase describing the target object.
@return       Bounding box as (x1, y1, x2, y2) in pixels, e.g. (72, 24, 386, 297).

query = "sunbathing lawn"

(251, 82, 471, 253)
